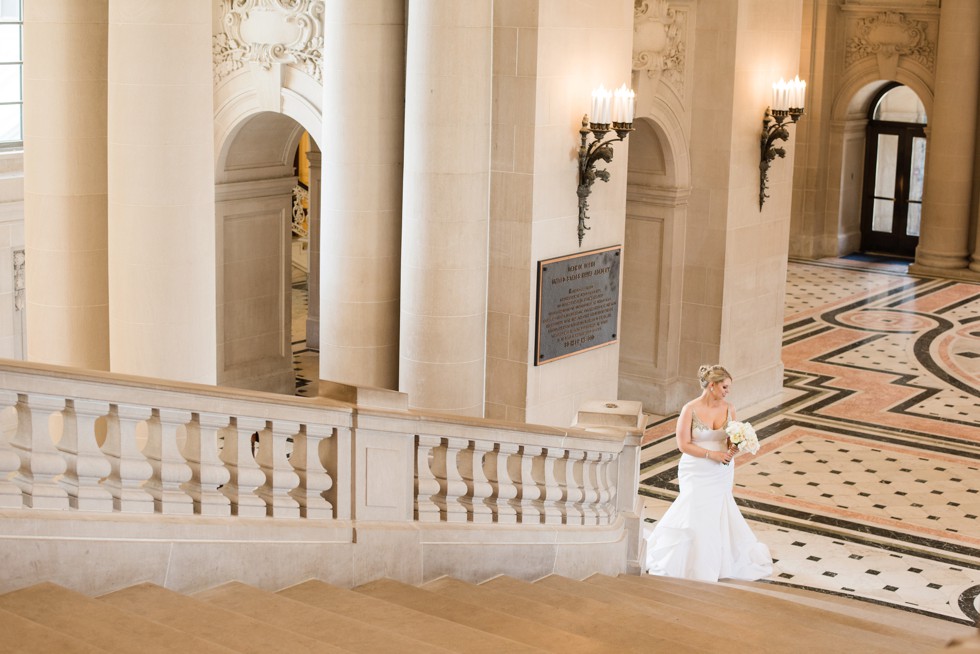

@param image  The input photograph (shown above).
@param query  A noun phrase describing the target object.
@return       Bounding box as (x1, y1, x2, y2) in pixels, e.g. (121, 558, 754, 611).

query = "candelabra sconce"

(759, 76, 806, 210)
(578, 84, 635, 246)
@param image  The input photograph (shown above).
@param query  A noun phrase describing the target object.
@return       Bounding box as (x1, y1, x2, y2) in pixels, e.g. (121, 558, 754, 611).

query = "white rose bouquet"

(724, 421, 760, 459)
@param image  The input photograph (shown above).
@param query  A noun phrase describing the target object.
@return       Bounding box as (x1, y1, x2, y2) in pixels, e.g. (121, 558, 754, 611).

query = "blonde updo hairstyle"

(698, 364, 732, 389)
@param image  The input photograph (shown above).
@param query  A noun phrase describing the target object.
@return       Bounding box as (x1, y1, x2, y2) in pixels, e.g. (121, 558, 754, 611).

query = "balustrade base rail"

(0, 509, 634, 595)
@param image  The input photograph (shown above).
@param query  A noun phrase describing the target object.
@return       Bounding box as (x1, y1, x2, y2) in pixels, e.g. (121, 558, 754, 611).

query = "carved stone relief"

(633, 0, 687, 100)
(213, 0, 324, 85)
(12, 249, 24, 311)
(845, 11, 936, 77)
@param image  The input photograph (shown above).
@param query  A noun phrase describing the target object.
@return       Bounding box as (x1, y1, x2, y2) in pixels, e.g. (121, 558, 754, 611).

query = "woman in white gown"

(644, 364, 773, 582)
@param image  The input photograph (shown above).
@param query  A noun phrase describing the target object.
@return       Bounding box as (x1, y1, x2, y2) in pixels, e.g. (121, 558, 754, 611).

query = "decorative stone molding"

(633, 0, 687, 98)
(213, 0, 324, 85)
(845, 11, 936, 74)
(12, 249, 24, 312)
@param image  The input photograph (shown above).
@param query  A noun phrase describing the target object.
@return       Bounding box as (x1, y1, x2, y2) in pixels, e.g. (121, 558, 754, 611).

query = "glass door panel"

(861, 122, 925, 257)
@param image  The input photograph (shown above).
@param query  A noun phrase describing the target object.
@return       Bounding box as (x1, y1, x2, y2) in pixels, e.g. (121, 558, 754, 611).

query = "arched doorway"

(214, 112, 321, 396)
(859, 84, 927, 258)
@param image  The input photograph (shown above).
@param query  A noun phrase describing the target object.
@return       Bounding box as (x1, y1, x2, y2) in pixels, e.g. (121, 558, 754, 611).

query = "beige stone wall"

(486, 0, 635, 426)
(619, 0, 803, 413)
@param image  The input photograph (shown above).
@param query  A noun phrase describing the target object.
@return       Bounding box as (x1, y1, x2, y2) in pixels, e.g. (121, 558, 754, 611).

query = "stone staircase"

(0, 574, 969, 653)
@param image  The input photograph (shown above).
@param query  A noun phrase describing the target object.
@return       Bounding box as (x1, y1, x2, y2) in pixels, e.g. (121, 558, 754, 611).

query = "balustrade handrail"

(0, 359, 641, 529)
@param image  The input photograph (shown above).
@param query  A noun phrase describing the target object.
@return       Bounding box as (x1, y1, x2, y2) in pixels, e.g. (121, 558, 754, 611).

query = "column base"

(913, 248, 969, 270)
(908, 262, 980, 282)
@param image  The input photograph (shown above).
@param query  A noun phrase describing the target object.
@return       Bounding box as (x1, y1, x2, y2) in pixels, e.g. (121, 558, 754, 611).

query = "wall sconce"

(760, 76, 806, 210)
(578, 84, 635, 246)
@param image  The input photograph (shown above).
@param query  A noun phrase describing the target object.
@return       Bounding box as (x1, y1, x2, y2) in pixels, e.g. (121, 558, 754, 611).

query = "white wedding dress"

(643, 410, 773, 582)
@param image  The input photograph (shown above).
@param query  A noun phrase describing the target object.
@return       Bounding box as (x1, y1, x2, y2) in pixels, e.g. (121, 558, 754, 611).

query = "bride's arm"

(675, 404, 726, 463)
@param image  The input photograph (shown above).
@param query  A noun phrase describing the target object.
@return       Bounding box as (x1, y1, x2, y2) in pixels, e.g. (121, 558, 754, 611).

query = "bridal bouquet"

(724, 421, 760, 456)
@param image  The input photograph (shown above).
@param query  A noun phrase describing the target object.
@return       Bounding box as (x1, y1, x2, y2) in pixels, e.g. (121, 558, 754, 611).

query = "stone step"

(717, 578, 960, 646)
(530, 574, 762, 651)
(279, 579, 542, 654)
(193, 580, 443, 653)
(0, 606, 109, 653)
(425, 575, 705, 653)
(0, 582, 236, 654)
(354, 577, 604, 653)
(593, 574, 938, 654)
(619, 574, 951, 649)
(99, 582, 334, 653)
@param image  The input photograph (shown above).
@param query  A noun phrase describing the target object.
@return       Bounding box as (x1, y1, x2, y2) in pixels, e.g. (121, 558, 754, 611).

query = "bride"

(643, 364, 773, 582)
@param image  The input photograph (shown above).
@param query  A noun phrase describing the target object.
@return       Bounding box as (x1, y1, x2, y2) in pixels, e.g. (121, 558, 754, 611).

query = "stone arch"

(211, 67, 323, 394)
(827, 61, 933, 256)
(619, 107, 692, 415)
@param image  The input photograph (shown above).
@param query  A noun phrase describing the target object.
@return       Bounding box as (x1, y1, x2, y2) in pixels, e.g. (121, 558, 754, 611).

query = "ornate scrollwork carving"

(213, 0, 324, 84)
(12, 249, 24, 311)
(845, 11, 936, 72)
(633, 0, 687, 97)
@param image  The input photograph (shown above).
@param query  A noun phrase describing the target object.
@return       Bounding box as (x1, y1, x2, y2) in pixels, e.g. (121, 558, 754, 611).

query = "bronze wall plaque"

(534, 246, 621, 365)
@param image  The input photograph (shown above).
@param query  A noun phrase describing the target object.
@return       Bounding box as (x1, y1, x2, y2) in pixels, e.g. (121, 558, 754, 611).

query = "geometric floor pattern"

(640, 258, 980, 625)
(292, 251, 979, 623)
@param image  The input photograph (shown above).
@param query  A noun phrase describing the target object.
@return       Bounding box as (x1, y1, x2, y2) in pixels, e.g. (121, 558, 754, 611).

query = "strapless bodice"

(691, 410, 729, 449)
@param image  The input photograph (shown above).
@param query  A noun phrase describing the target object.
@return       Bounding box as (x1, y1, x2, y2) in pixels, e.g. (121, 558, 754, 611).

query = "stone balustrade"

(0, 364, 633, 525)
(0, 360, 641, 533)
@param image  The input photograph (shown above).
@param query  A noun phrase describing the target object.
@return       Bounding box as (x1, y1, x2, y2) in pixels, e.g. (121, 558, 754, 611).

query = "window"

(0, 0, 23, 146)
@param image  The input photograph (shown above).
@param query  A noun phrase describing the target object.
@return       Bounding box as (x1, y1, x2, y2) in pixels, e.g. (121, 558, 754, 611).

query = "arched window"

(0, 0, 22, 146)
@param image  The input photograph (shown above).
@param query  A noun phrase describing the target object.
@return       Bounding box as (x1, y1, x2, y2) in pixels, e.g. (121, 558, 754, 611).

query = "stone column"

(305, 149, 321, 349)
(318, 0, 405, 389)
(107, 1, 217, 383)
(23, 0, 109, 369)
(914, 0, 980, 272)
(399, 0, 492, 416)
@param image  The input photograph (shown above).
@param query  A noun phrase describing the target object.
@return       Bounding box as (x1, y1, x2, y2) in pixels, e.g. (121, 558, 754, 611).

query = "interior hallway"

(641, 256, 980, 626)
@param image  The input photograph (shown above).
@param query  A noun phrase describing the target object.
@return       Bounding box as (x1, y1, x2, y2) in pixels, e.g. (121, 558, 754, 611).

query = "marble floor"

(290, 254, 979, 625)
(640, 256, 980, 626)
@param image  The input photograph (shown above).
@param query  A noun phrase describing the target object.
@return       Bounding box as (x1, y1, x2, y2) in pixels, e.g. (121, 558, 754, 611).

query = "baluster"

(415, 434, 441, 522)
(485, 442, 518, 524)
(220, 416, 266, 517)
(288, 423, 334, 519)
(580, 451, 601, 526)
(58, 399, 112, 512)
(0, 391, 24, 507)
(561, 449, 587, 526)
(512, 445, 542, 524)
(460, 440, 493, 524)
(102, 403, 153, 513)
(536, 447, 564, 525)
(10, 393, 68, 509)
(256, 419, 300, 518)
(596, 452, 617, 524)
(144, 409, 194, 515)
(321, 425, 350, 520)
(433, 436, 468, 522)
(182, 412, 231, 516)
